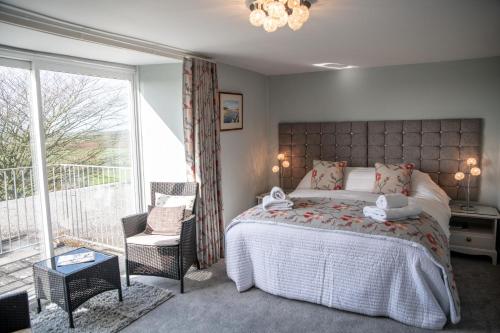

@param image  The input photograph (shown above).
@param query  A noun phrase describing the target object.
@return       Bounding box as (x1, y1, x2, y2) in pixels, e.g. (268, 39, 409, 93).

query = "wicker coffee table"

(33, 247, 122, 328)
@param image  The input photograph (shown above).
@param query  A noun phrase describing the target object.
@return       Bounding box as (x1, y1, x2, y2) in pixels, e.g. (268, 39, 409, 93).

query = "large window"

(40, 70, 135, 248)
(0, 52, 140, 295)
(0, 64, 41, 255)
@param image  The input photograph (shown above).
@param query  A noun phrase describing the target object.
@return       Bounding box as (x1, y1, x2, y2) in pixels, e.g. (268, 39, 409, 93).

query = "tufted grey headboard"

(278, 119, 482, 201)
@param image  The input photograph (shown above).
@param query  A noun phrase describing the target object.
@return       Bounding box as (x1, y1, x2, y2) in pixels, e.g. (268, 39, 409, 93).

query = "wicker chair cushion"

(127, 232, 180, 246)
(154, 193, 196, 216)
(145, 206, 185, 236)
(373, 162, 415, 196)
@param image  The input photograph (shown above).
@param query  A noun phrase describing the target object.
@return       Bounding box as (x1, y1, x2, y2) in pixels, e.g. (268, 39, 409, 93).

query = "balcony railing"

(0, 164, 133, 255)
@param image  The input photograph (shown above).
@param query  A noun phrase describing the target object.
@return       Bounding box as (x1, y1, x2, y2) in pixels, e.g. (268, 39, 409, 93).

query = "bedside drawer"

(450, 232, 495, 250)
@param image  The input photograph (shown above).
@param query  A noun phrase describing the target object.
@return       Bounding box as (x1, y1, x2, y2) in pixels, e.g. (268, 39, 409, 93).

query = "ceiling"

(1, 0, 500, 75)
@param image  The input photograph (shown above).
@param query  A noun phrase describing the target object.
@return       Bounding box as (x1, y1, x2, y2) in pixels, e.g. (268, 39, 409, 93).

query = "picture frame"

(219, 92, 243, 131)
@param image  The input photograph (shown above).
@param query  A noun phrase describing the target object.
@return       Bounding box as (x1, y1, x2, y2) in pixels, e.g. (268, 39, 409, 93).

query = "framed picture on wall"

(219, 92, 243, 131)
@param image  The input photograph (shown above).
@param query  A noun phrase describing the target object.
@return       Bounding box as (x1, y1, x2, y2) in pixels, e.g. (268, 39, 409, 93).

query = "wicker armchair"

(122, 182, 199, 293)
(0, 290, 31, 332)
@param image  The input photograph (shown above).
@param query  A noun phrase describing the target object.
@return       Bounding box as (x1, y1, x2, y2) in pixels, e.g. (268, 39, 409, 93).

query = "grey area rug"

(31, 281, 174, 333)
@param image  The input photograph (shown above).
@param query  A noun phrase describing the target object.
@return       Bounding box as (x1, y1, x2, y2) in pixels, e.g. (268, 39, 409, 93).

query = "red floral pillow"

(373, 163, 415, 196)
(310, 160, 347, 190)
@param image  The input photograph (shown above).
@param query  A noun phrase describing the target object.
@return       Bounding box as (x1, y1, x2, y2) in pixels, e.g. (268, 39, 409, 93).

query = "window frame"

(0, 47, 143, 257)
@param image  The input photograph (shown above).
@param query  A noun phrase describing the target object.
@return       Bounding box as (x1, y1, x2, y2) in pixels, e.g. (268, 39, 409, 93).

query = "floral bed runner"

(230, 197, 460, 319)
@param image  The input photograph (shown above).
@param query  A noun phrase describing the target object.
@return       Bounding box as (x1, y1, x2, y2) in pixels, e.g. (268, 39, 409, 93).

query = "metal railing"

(0, 164, 133, 255)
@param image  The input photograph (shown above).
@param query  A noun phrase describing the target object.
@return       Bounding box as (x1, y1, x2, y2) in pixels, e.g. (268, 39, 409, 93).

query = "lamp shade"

(263, 16, 278, 32)
(282, 160, 290, 168)
(466, 157, 477, 166)
(272, 165, 280, 173)
(277, 153, 285, 160)
(470, 167, 481, 176)
(454, 172, 465, 181)
(249, 8, 266, 27)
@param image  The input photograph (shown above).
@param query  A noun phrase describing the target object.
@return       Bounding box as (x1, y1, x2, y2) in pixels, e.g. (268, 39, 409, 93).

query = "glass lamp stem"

(279, 164, 282, 188)
(466, 165, 471, 209)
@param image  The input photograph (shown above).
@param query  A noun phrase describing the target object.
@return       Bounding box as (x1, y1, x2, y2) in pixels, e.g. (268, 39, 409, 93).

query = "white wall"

(139, 62, 270, 223)
(218, 63, 270, 226)
(268, 57, 500, 208)
(138, 57, 500, 222)
(139, 63, 186, 204)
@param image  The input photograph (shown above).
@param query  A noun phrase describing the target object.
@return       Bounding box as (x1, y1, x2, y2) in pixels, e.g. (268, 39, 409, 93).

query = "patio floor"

(0, 242, 122, 300)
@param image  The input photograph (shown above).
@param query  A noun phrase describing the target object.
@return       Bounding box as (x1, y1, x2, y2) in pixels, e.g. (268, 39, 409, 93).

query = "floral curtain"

(182, 58, 224, 268)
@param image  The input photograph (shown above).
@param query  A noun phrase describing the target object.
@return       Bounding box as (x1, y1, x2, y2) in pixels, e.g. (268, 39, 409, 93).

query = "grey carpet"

(32, 281, 174, 332)
(121, 254, 500, 333)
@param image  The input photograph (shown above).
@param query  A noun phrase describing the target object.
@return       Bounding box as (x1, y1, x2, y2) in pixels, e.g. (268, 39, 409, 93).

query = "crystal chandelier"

(249, 0, 312, 32)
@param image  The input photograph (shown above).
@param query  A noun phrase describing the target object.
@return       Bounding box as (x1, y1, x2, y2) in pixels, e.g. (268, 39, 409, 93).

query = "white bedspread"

(225, 190, 456, 329)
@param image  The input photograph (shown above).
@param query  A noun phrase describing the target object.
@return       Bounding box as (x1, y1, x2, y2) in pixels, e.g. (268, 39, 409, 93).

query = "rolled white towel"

(376, 194, 409, 209)
(270, 186, 286, 201)
(363, 204, 422, 222)
(262, 195, 293, 211)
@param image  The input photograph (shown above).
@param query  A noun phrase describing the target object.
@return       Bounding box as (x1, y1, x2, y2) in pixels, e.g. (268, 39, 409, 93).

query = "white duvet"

(225, 189, 456, 329)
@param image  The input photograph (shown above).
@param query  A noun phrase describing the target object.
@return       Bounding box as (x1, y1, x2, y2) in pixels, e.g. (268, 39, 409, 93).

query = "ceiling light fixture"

(249, 0, 312, 32)
(313, 63, 358, 70)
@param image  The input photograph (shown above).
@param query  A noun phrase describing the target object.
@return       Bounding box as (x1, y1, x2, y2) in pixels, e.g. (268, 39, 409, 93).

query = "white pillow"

(411, 170, 450, 206)
(296, 169, 313, 189)
(344, 167, 375, 192)
(296, 167, 375, 191)
(155, 193, 196, 211)
(296, 167, 450, 205)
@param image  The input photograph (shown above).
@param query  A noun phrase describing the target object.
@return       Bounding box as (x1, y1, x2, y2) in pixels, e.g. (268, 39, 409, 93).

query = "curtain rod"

(0, 2, 215, 63)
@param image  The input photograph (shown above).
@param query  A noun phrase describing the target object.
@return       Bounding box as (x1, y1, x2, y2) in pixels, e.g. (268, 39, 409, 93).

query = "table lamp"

(454, 157, 481, 212)
(272, 153, 290, 188)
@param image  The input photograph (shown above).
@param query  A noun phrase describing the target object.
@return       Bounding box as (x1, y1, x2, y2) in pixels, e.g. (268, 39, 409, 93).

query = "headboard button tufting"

(278, 119, 481, 201)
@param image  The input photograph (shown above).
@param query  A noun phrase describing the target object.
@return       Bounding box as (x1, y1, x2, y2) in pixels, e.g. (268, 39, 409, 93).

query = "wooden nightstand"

(449, 202, 498, 265)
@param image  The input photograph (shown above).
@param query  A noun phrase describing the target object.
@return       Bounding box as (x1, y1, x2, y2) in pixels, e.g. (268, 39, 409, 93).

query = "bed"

(226, 169, 458, 329)
(226, 120, 481, 329)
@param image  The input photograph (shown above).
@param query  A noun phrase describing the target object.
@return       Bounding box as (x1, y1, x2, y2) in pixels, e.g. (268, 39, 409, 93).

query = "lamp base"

(460, 205, 477, 212)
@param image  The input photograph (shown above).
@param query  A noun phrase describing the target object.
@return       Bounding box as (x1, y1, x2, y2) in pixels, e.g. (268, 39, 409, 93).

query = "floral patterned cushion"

(373, 163, 415, 196)
(310, 160, 347, 190)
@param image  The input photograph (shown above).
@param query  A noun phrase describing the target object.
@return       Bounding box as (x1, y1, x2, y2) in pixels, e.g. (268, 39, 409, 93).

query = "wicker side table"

(33, 247, 122, 328)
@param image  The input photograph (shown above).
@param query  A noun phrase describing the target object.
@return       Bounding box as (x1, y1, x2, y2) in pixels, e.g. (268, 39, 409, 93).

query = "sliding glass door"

(40, 70, 135, 249)
(0, 62, 44, 253)
(0, 61, 45, 295)
(0, 52, 140, 296)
